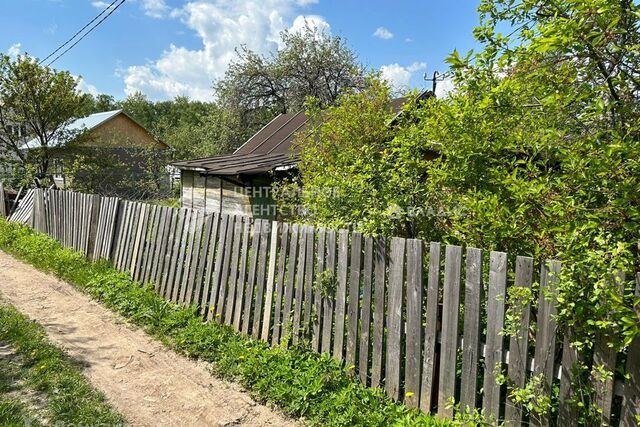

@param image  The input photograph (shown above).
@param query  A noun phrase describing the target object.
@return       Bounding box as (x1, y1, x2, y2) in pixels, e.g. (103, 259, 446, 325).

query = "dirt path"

(0, 251, 296, 427)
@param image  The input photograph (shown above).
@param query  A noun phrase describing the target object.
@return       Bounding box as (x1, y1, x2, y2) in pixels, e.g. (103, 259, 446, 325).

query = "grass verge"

(0, 302, 126, 426)
(0, 219, 449, 426)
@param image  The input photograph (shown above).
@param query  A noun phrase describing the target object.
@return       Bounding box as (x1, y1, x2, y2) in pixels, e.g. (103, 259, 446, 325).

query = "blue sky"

(1, 0, 482, 101)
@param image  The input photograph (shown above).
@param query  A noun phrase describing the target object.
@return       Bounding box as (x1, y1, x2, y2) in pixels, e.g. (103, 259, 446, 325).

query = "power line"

(39, 0, 121, 65)
(44, 0, 127, 67)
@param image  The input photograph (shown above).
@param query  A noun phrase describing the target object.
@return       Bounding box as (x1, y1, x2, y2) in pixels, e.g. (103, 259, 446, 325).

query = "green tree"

(118, 92, 157, 131)
(292, 1, 640, 421)
(0, 54, 86, 180)
(215, 22, 365, 151)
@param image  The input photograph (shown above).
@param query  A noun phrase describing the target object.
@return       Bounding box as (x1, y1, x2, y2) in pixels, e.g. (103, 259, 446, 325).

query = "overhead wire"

(43, 0, 127, 67)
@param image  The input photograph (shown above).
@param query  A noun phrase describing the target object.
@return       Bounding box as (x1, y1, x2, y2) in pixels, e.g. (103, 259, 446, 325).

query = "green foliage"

(0, 302, 126, 426)
(291, 0, 640, 421)
(0, 54, 86, 178)
(277, 76, 421, 236)
(215, 23, 365, 153)
(0, 219, 449, 427)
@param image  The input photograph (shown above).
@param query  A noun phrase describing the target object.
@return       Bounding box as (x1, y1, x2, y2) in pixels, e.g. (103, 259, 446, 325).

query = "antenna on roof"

(424, 70, 451, 96)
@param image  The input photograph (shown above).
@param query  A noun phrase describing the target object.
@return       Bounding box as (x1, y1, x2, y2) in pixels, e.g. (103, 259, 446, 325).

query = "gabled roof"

(22, 110, 122, 149)
(173, 90, 432, 176)
(173, 152, 297, 176)
(233, 111, 308, 156)
(22, 109, 167, 150)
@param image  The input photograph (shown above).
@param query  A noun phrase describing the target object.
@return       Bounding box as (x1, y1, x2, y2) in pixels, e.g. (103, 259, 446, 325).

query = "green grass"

(0, 302, 126, 426)
(0, 219, 450, 426)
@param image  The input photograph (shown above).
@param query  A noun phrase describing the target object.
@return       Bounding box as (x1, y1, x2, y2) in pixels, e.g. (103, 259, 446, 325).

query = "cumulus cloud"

(290, 15, 330, 35)
(91, 1, 111, 9)
(380, 61, 426, 93)
(7, 43, 21, 58)
(122, 0, 330, 101)
(92, 0, 169, 18)
(74, 75, 99, 96)
(142, 0, 169, 18)
(435, 76, 455, 98)
(373, 27, 393, 40)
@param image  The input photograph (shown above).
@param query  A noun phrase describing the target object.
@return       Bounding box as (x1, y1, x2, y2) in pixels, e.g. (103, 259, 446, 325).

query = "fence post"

(0, 182, 6, 218)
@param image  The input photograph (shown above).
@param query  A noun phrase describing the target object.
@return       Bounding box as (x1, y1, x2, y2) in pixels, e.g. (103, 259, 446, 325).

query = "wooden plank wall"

(23, 188, 640, 426)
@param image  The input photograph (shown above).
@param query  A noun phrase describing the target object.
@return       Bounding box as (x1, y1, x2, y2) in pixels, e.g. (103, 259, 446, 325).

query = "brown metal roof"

(173, 90, 431, 176)
(172, 152, 297, 176)
(233, 111, 308, 155)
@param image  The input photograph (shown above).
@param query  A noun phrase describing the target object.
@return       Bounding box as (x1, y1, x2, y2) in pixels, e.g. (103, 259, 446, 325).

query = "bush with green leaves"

(290, 0, 640, 422)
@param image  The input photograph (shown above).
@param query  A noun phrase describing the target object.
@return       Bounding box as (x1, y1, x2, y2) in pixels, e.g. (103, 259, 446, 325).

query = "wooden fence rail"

(8, 187, 640, 426)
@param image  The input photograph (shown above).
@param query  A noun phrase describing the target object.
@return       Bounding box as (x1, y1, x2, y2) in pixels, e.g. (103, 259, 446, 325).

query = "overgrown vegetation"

(288, 0, 640, 422)
(0, 219, 449, 427)
(0, 301, 126, 426)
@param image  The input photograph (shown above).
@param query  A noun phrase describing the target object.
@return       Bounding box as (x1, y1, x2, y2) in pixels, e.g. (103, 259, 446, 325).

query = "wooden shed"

(173, 91, 433, 219)
(174, 111, 304, 219)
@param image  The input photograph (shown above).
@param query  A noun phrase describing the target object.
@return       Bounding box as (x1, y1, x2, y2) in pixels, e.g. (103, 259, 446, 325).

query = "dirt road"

(0, 250, 295, 427)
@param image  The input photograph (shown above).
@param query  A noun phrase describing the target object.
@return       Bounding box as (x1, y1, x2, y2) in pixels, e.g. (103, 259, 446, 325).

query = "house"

(0, 120, 30, 182)
(22, 110, 170, 196)
(173, 91, 433, 219)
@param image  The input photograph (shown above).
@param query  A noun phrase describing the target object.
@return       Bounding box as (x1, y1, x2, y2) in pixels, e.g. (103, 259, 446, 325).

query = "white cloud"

(373, 27, 393, 40)
(296, 0, 318, 5)
(91, 1, 110, 9)
(91, 0, 169, 18)
(380, 61, 426, 93)
(435, 76, 455, 98)
(122, 0, 329, 101)
(142, 0, 169, 18)
(290, 15, 330, 35)
(404, 37, 413, 43)
(74, 75, 99, 96)
(7, 43, 21, 58)
(407, 61, 426, 73)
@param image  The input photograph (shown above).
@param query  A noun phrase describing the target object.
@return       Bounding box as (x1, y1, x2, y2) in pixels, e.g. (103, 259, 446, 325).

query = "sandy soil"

(0, 250, 296, 427)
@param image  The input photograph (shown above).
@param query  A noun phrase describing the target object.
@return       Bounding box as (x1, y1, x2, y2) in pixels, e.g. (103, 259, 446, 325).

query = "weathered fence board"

(302, 225, 315, 339)
(405, 239, 423, 408)
(232, 217, 250, 331)
(460, 247, 482, 411)
(505, 256, 534, 426)
(437, 245, 462, 419)
(311, 227, 325, 351)
(531, 260, 561, 427)
(216, 215, 236, 321)
(358, 236, 374, 386)
(385, 237, 405, 401)
(281, 223, 299, 344)
(420, 242, 441, 413)
(346, 232, 362, 369)
(271, 222, 289, 345)
(292, 226, 307, 344)
(225, 217, 244, 324)
(483, 251, 507, 420)
(591, 271, 624, 427)
(370, 237, 386, 389)
(251, 219, 270, 336)
(209, 214, 230, 320)
(0, 182, 6, 218)
(321, 229, 336, 354)
(261, 221, 280, 341)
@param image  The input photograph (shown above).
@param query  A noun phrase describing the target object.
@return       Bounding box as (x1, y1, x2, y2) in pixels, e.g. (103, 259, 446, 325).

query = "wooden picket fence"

(8, 187, 640, 426)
